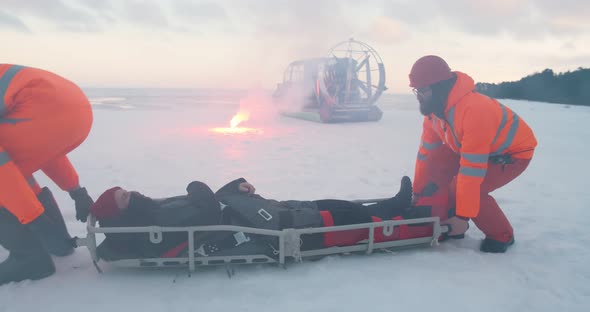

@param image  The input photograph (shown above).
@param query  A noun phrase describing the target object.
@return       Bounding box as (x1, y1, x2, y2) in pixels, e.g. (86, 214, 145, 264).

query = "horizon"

(78, 66, 588, 93)
(2, 0, 589, 93)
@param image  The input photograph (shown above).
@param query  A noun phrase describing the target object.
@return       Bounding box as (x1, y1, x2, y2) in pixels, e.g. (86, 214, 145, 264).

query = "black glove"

(69, 187, 94, 222)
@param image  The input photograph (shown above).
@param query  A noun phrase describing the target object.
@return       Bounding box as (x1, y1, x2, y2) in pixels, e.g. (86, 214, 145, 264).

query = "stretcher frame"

(75, 199, 449, 273)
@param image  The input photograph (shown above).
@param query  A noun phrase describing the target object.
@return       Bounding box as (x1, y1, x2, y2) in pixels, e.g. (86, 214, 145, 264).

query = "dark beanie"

(409, 55, 453, 88)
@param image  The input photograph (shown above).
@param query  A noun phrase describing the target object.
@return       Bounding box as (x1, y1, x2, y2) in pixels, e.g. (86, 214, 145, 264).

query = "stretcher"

(75, 199, 450, 274)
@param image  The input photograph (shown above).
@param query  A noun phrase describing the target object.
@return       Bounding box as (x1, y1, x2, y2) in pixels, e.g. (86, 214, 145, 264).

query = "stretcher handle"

(442, 224, 451, 234)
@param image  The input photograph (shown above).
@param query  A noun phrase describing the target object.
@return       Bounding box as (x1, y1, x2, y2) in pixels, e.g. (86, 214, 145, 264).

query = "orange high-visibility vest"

(414, 71, 537, 218)
(0, 64, 92, 223)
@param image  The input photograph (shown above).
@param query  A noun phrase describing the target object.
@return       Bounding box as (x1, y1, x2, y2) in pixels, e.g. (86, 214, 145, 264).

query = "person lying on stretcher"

(90, 177, 436, 261)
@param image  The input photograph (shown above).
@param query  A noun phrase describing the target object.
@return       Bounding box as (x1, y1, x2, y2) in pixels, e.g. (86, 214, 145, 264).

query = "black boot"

(0, 250, 56, 285)
(398, 176, 413, 208)
(26, 213, 76, 257)
(0, 209, 56, 286)
(480, 237, 515, 253)
(37, 187, 74, 256)
(367, 176, 413, 219)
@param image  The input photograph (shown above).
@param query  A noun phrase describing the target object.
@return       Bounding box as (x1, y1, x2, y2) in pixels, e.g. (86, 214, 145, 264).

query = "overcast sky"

(1, 0, 588, 93)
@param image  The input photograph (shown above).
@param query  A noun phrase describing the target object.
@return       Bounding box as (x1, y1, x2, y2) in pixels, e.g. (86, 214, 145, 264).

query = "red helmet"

(409, 55, 453, 88)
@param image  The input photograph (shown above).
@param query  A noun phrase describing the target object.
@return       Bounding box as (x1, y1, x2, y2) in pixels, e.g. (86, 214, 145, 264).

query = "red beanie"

(409, 55, 453, 88)
(90, 187, 122, 220)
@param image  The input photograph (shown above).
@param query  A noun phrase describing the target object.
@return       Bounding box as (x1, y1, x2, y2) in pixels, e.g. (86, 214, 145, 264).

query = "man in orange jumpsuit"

(0, 64, 94, 285)
(408, 56, 537, 253)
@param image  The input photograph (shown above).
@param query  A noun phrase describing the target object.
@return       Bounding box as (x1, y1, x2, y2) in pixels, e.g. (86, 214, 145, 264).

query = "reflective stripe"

(422, 141, 442, 150)
(491, 104, 508, 146)
(0, 151, 11, 166)
(462, 153, 489, 164)
(0, 65, 25, 116)
(0, 117, 31, 124)
(446, 107, 461, 149)
(493, 112, 520, 155)
(459, 166, 487, 177)
(417, 152, 427, 161)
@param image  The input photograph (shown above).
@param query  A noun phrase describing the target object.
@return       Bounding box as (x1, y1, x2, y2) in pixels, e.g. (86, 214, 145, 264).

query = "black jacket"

(215, 178, 322, 230)
(98, 178, 323, 258)
(99, 180, 222, 258)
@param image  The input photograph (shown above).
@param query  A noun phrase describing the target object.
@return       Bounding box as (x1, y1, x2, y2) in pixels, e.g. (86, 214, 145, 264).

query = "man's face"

(413, 86, 434, 116)
(113, 188, 131, 210)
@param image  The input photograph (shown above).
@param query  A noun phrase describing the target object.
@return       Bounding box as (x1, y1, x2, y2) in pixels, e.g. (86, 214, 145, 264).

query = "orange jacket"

(414, 72, 537, 218)
(0, 64, 91, 223)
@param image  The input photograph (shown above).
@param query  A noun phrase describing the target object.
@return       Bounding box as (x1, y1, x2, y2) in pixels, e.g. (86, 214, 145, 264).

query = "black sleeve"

(214, 178, 247, 198)
(185, 181, 222, 224)
(186, 181, 217, 206)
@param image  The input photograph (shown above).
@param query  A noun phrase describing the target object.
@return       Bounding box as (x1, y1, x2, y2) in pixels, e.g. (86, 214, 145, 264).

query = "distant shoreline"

(476, 67, 589, 106)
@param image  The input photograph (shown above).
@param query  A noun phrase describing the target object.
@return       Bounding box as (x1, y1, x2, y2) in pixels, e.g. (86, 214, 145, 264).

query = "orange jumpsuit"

(0, 64, 93, 224)
(413, 71, 537, 242)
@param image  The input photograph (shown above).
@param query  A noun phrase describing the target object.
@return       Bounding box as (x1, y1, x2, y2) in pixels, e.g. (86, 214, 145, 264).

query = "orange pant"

(0, 67, 93, 223)
(415, 145, 532, 242)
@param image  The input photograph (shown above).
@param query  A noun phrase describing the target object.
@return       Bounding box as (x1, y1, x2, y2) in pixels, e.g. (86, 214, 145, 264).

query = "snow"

(1, 91, 589, 311)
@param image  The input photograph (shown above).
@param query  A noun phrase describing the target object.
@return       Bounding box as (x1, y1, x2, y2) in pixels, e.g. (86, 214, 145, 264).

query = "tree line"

(475, 67, 590, 106)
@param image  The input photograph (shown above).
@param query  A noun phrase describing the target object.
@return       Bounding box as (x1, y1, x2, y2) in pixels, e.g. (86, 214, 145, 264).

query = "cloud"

(534, 0, 590, 31)
(81, 1, 230, 33)
(221, 0, 370, 56)
(3, 0, 589, 39)
(529, 54, 590, 69)
(384, 0, 533, 36)
(362, 16, 407, 44)
(122, 1, 169, 28)
(0, 11, 31, 33)
(77, 0, 114, 11)
(0, 0, 225, 33)
(226, 0, 358, 37)
(172, 1, 228, 21)
(384, 0, 590, 39)
(2, 0, 103, 32)
(76, 0, 117, 23)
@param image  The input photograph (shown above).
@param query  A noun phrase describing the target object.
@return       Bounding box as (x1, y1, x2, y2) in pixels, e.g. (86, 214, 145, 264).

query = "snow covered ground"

(1, 90, 588, 311)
